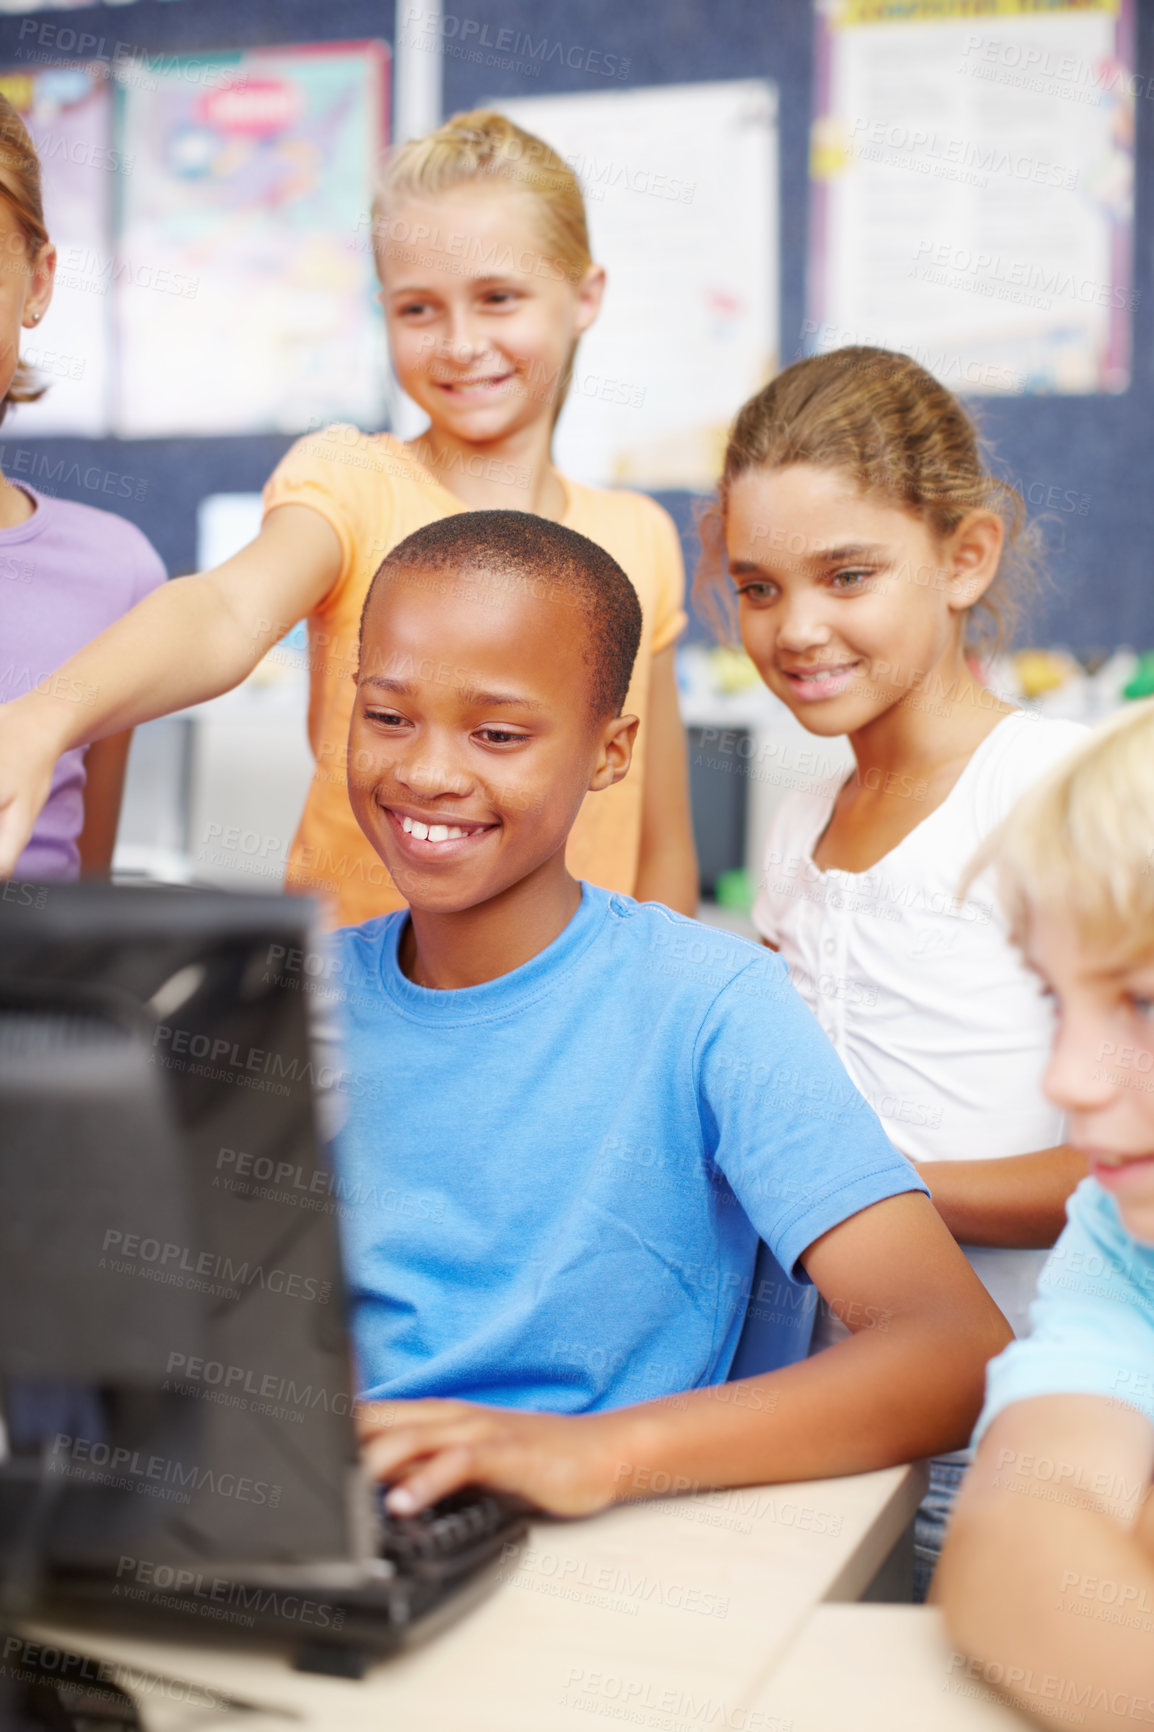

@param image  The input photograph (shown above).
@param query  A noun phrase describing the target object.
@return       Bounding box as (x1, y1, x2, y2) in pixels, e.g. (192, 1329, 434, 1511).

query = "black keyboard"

(37, 1488, 530, 1679)
(289, 1487, 530, 1674)
(378, 1487, 528, 1582)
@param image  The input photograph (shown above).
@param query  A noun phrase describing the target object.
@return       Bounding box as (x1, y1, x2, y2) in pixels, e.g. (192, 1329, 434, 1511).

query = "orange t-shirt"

(262, 427, 688, 926)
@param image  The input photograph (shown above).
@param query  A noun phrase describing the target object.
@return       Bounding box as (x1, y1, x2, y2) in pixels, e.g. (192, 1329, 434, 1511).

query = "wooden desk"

(22, 1462, 925, 1732)
(749, 1604, 1032, 1731)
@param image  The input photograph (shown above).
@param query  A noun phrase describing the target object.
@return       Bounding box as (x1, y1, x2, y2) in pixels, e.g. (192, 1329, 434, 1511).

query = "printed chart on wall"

(809, 0, 1135, 395)
(115, 41, 388, 436)
(0, 66, 115, 433)
(499, 81, 777, 490)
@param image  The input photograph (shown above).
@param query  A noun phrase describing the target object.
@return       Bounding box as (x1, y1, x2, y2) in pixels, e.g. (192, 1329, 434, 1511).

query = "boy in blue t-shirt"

(940, 702, 1154, 1728)
(336, 509, 1010, 1518)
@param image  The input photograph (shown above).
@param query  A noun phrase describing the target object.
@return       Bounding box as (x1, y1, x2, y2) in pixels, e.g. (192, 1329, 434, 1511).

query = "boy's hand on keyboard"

(356, 1398, 625, 1518)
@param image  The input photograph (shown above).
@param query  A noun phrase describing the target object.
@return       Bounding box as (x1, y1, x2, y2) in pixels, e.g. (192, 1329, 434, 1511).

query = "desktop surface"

(22, 1463, 926, 1732)
(749, 1603, 1030, 1731)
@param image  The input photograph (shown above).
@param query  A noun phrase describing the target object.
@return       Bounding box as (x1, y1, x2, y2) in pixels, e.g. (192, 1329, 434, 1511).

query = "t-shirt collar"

(0, 483, 49, 545)
(378, 879, 610, 1022)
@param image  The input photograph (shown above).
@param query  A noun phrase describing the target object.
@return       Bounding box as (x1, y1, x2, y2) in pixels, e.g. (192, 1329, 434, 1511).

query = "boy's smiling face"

(348, 565, 636, 915)
(1029, 911, 1154, 1243)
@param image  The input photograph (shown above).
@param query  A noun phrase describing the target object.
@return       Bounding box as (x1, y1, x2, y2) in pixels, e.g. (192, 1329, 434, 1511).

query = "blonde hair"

(695, 346, 1038, 653)
(0, 94, 47, 426)
(372, 109, 593, 419)
(966, 698, 1154, 967)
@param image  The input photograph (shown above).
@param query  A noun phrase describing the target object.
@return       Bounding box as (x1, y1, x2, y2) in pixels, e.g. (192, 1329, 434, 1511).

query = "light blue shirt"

(976, 1177, 1154, 1441)
(332, 884, 925, 1409)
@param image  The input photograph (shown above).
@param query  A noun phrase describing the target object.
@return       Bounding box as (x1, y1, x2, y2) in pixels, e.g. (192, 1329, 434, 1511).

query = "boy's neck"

(849, 641, 1015, 780)
(399, 855, 582, 990)
(410, 420, 568, 522)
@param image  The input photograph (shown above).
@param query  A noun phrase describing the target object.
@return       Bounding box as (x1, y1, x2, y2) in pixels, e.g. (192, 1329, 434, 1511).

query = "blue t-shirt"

(332, 884, 925, 1409)
(975, 1177, 1154, 1442)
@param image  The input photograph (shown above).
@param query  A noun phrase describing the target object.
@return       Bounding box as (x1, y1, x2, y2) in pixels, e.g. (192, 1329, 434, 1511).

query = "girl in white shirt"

(697, 346, 1087, 1595)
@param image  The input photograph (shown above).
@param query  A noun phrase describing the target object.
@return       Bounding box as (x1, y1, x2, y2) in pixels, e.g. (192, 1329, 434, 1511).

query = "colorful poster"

(809, 0, 1135, 395)
(0, 65, 115, 434)
(498, 81, 778, 490)
(114, 41, 389, 436)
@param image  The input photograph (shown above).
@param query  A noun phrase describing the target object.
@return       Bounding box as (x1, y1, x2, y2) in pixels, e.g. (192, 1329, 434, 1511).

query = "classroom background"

(0, 0, 1150, 910)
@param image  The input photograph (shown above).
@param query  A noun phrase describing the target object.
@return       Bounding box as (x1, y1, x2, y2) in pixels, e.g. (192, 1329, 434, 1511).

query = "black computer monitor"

(0, 883, 372, 1612)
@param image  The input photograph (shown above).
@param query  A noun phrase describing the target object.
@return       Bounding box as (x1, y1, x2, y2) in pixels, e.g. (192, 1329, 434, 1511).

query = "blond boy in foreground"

(940, 699, 1154, 1730)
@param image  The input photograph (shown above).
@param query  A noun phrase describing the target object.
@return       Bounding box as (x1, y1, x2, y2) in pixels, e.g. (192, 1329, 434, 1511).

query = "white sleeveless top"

(753, 710, 1088, 1340)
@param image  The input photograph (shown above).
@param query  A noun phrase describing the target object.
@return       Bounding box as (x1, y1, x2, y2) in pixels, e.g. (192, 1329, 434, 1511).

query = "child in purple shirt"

(0, 96, 165, 879)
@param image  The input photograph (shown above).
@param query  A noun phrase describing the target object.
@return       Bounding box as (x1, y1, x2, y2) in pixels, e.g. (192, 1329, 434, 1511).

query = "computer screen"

(0, 883, 369, 1607)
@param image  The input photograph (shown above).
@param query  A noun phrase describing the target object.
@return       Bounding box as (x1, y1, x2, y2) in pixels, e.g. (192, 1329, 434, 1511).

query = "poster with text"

(809, 0, 1135, 395)
(115, 40, 388, 436)
(0, 65, 115, 434)
(499, 80, 778, 490)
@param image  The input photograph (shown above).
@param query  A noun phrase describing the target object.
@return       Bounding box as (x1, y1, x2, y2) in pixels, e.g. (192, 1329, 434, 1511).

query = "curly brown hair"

(695, 347, 1040, 655)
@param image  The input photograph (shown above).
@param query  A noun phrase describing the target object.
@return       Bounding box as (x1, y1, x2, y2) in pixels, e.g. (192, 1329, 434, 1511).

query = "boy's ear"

(945, 509, 1004, 613)
(587, 712, 638, 792)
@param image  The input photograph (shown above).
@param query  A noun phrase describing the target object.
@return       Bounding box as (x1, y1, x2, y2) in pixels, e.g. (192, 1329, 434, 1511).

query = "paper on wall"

(499, 80, 778, 489)
(114, 41, 389, 437)
(809, 0, 1135, 396)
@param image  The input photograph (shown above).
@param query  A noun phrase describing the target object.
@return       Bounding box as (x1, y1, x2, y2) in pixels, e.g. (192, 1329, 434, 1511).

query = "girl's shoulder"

(13, 488, 165, 601)
(560, 479, 683, 599)
(561, 474, 677, 540)
(761, 783, 836, 862)
(280, 424, 420, 480)
(265, 428, 449, 544)
(970, 710, 1089, 826)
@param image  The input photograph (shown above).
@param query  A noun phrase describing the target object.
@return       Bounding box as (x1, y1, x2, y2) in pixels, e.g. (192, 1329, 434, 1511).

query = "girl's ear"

(574, 263, 606, 338)
(22, 240, 55, 328)
(945, 510, 1004, 614)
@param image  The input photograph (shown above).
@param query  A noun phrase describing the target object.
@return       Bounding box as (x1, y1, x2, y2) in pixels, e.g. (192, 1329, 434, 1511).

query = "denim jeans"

(913, 1457, 968, 1603)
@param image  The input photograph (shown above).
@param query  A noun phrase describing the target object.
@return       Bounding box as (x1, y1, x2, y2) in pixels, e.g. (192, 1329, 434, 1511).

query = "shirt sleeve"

(974, 1180, 1154, 1443)
(977, 716, 1090, 833)
(696, 949, 928, 1279)
(750, 793, 814, 945)
(644, 497, 688, 656)
(262, 425, 385, 614)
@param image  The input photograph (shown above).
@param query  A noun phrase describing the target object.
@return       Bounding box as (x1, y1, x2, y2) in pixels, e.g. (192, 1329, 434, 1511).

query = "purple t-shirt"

(0, 486, 166, 879)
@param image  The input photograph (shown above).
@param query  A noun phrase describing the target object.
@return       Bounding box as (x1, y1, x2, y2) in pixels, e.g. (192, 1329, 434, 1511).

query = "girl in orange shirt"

(0, 111, 697, 922)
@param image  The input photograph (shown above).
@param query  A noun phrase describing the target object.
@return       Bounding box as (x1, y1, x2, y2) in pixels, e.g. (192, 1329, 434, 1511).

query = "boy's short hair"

(360, 510, 643, 720)
(968, 697, 1154, 964)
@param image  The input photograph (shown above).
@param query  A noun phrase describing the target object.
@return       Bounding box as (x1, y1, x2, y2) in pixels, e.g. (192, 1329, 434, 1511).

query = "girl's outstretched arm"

(633, 644, 699, 915)
(0, 504, 341, 874)
(914, 1147, 1090, 1247)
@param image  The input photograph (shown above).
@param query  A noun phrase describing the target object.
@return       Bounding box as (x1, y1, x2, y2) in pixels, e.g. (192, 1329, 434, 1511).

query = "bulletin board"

(0, 0, 1150, 655)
